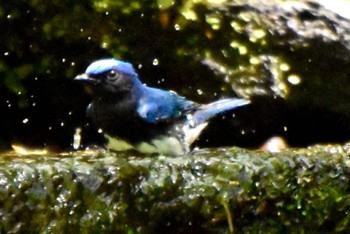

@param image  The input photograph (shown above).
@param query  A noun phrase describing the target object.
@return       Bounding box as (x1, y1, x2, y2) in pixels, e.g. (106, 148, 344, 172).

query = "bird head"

(75, 58, 142, 94)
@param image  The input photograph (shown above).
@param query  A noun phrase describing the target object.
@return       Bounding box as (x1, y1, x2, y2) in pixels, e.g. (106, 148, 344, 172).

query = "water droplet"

(152, 58, 159, 66)
(287, 74, 301, 85)
(73, 128, 82, 150)
(71, 62, 75, 66)
(60, 122, 64, 127)
(157, 78, 165, 84)
(62, 58, 66, 63)
(7, 15, 11, 19)
(197, 89, 203, 95)
(22, 118, 29, 124)
(98, 128, 103, 133)
(280, 63, 290, 71)
(174, 24, 180, 31)
(4, 52, 9, 56)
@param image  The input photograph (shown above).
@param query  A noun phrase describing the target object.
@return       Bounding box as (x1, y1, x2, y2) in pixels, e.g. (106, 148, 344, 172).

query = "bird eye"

(106, 70, 120, 80)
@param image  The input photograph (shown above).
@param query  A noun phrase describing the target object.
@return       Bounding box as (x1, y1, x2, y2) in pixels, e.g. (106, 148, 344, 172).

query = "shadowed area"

(1, 0, 350, 151)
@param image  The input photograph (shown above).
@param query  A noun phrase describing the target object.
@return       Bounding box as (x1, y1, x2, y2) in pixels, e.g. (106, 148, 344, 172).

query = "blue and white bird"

(75, 58, 249, 155)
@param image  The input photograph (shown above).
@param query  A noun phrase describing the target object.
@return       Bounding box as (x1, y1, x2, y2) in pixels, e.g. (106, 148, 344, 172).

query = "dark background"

(1, 0, 350, 151)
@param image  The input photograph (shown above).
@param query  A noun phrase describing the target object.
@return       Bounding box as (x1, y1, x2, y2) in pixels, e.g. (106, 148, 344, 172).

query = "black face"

(89, 69, 134, 95)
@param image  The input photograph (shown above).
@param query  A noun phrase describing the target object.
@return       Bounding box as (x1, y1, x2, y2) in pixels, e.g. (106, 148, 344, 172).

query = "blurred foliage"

(2, 0, 350, 99)
(1, 0, 350, 149)
(0, 0, 256, 149)
(0, 0, 306, 102)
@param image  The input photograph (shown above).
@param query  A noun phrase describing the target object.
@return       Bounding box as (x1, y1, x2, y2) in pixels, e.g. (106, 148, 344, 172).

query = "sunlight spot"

(206, 15, 221, 30)
(249, 57, 260, 65)
(101, 42, 108, 48)
(287, 74, 301, 85)
(280, 63, 290, 71)
(252, 29, 266, 39)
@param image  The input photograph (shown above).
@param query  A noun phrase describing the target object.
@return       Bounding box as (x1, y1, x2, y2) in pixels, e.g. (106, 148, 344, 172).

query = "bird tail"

(187, 98, 250, 127)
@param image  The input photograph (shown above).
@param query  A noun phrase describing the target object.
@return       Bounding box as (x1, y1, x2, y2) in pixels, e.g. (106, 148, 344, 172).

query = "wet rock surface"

(1, 145, 350, 233)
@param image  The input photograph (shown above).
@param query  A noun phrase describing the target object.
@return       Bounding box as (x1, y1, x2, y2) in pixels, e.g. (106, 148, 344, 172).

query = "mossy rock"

(1, 145, 350, 233)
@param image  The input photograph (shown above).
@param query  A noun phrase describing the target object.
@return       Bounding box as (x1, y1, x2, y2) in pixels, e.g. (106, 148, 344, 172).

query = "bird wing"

(137, 87, 196, 123)
(188, 98, 250, 127)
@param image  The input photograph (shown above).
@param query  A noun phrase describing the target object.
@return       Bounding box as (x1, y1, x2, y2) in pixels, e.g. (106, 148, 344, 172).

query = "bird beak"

(74, 74, 98, 84)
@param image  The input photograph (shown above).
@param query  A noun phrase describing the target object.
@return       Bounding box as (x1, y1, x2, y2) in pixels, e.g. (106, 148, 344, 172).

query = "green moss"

(1, 145, 350, 232)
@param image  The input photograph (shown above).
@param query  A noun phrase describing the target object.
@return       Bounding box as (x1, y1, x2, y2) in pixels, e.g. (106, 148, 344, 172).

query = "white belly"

(106, 134, 187, 156)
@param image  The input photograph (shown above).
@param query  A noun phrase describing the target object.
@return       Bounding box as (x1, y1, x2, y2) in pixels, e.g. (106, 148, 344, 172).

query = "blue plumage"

(85, 59, 137, 77)
(75, 58, 249, 155)
(137, 87, 195, 123)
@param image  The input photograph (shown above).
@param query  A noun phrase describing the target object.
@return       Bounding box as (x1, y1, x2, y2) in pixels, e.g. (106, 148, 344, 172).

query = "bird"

(75, 58, 250, 156)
